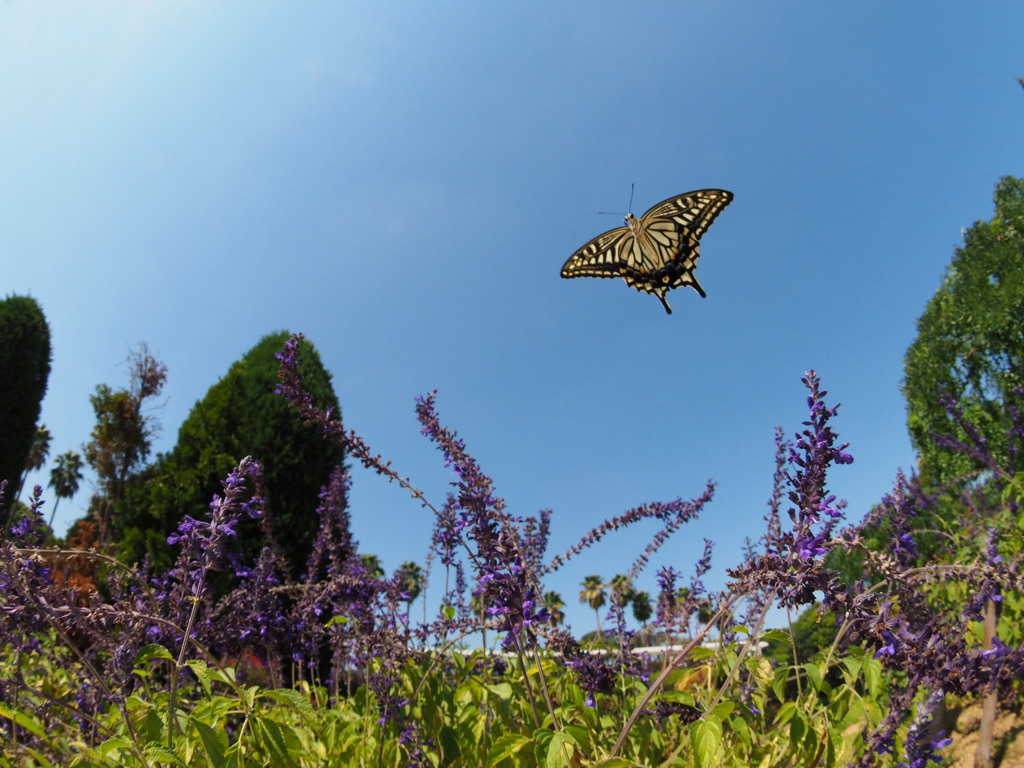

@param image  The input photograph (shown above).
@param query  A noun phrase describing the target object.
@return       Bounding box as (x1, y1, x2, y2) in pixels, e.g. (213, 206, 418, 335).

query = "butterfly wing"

(560, 226, 636, 279)
(642, 189, 734, 240)
(630, 189, 734, 310)
(561, 189, 733, 314)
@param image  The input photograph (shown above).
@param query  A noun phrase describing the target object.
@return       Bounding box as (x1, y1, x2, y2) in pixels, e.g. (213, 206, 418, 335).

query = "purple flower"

(896, 691, 953, 768)
(416, 391, 550, 650)
(565, 653, 616, 707)
(796, 533, 828, 560)
(397, 720, 433, 768)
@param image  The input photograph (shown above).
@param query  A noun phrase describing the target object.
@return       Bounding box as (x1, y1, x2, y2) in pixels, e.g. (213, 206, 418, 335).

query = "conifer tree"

(0, 295, 51, 523)
(121, 331, 344, 577)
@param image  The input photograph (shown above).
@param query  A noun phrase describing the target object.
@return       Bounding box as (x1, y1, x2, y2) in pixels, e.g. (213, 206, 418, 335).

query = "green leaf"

(185, 659, 213, 698)
(137, 643, 175, 663)
(95, 737, 134, 758)
(761, 628, 793, 647)
(790, 709, 810, 748)
(487, 733, 532, 765)
(772, 666, 789, 703)
(0, 702, 48, 741)
(255, 718, 301, 768)
(533, 728, 554, 764)
(240, 684, 258, 710)
(802, 661, 823, 692)
(708, 700, 735, 720)
(690, 646, 715, 663)
(826, 725, 844, 765)
(774, 701, 797, 726)
(658, 690, 697, 707)
(485, 682, 514, 701)
(744, 655, 775, 690)
(458, 700, 487, 746)
(731, 713, 752, 747)
(454, 680, 476, 708)
(207, 665, 237, 686)
(690, 715, 723, 768)
(191, 696, 238, 728)
(862, 655, 882, 698)
(562, 724, 588, 746)
(143, 743, 189, 767)
(17, 746, 56, 768)
(190, 717, 227, 768)
(841, 655, 862, 687)
(544, 731, 577, 768)
(141, 708, 165, 744)
(262, 687, 315, 718)
(439, 724, 461, 764)
(590, 759, 637, 767)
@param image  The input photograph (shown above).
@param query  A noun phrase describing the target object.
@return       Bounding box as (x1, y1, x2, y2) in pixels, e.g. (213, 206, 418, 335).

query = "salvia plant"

(1, 332, 1021, 767)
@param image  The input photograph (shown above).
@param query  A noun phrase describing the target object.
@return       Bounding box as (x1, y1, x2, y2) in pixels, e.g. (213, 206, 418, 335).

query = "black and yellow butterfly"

(561, 189, 733, 314)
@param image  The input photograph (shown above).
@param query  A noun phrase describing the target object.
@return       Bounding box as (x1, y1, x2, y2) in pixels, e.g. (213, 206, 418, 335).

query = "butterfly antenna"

(597, 183, 638, 218)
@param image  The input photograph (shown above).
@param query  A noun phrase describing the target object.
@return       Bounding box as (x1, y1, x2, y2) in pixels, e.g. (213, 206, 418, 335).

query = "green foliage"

(544, 591, 566, 627)
(119, 332, 343, 577)
(24, 424, 51, 479)
(630, 590, 653, 627)
(0, 294, 51, 518)
(1, 548, 1009, 768)
(580, 574, 608, 638)
(84, 346, 168, 548)
(903, 176, 1024, 487)
(47, 450, 84, 528)
(763, 605, 839, 668)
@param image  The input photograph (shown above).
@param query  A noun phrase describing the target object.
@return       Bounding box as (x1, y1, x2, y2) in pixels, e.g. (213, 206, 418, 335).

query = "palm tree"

(18, 424, 51, 498)
(543, 591, 565, 627)
(47, 450, 83, 529)
(397, 561, 424, 620)
(360, 554, 385, 578)
(609, 573, 633, 608)
(675, 585, 703, 638)
(631, 590, 653, 641)
(470, 590, 490, 650)
(579, 574, 607, 637)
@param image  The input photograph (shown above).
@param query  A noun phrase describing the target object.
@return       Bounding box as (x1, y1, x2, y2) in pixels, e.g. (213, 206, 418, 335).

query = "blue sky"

(3, 2, 1022, 635)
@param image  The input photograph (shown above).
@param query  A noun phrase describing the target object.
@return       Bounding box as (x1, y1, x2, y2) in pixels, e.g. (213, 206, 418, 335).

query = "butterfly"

(561, 189, 733, 314)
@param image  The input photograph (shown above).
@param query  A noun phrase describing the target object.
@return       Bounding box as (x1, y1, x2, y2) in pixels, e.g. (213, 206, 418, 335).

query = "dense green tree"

(84, 344, 167, 547)
(903, 176, 1024, 487)
(120, 332, 344, 578)
(0, 295, 51, 523)
(827, 179, 1024, 587)
(897, 179, 1024, 752)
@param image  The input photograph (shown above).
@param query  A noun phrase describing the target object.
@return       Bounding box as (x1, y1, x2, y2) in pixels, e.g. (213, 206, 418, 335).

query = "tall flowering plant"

(2, 335, 1023, 766)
